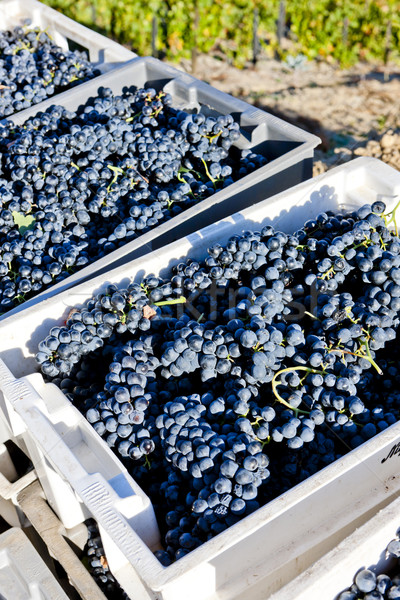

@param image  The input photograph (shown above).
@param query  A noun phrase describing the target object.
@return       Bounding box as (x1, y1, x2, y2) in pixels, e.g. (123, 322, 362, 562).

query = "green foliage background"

(42, 0, 400, 67)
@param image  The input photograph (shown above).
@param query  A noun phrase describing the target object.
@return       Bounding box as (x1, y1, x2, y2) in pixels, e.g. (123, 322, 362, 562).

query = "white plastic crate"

(0, 0, 135, 66)
(0, 527, 70, 600)
(0, 55, 320, 323)
(0, 157, 400, 599)
(269, 494, 400, 600)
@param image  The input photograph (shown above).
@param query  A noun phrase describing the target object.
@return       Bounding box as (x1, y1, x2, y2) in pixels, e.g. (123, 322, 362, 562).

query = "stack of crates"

(0, 2, 398, 600)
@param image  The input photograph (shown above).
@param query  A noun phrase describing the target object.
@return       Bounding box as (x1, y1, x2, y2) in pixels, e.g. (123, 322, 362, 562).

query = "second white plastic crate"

(0, 55, 320, 323)
(0, 157, 400, 599)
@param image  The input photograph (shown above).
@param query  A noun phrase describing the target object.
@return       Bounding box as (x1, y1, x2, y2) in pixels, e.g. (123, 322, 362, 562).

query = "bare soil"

(173, 54, 400, 175)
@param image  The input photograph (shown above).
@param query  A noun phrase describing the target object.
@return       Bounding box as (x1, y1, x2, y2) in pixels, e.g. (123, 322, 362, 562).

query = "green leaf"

(12, 211, 35, 235)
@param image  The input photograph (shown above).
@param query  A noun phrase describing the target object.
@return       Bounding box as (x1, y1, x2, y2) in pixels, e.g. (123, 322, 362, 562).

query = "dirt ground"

(174, 54, 400, 175)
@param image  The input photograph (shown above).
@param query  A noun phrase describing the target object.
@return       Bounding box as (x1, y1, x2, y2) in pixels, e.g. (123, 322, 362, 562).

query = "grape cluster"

(338, 529, 400, 599)
(36, 198, 400, 562)
(0, 84, 266, 315)
(87, 336, 160, 461)
(0, 25, 99, 116)
(84, 519, 128, 599)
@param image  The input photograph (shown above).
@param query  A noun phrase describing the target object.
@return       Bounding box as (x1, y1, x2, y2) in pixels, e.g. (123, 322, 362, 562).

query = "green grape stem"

(201, 158, 216, 187)
(271, 366, 325, 413)
(384, 195, 400, 237)
(154, 296, 186, 307)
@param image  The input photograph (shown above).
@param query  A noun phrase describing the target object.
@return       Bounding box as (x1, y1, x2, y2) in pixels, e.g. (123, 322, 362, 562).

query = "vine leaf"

(12, 211, 35, 234)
